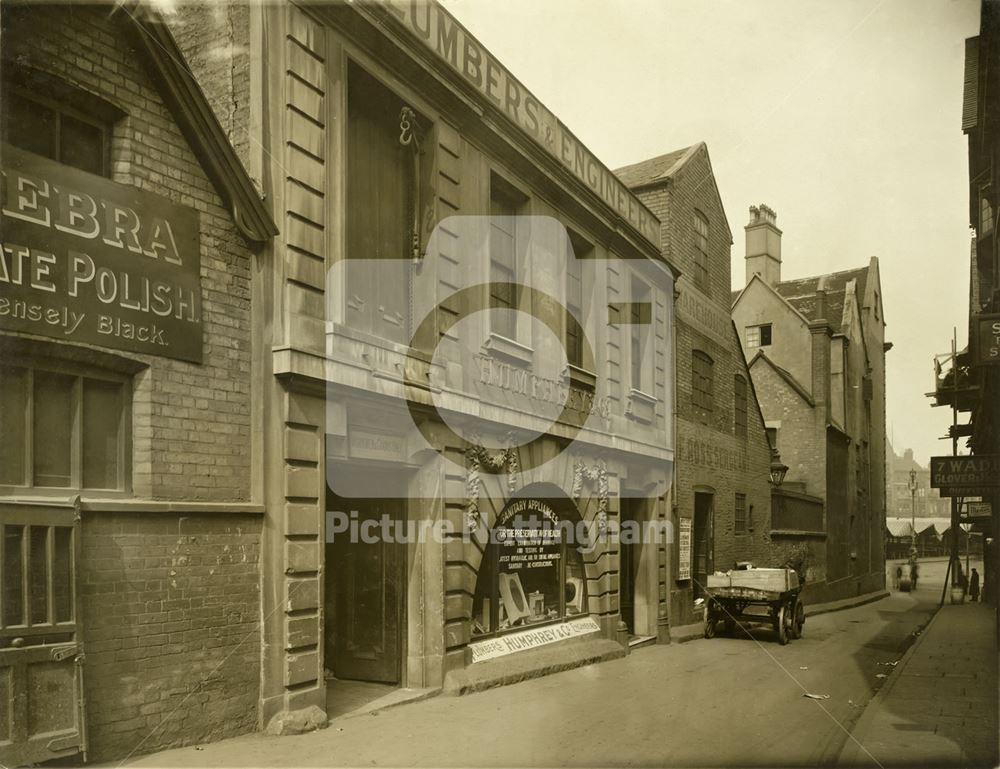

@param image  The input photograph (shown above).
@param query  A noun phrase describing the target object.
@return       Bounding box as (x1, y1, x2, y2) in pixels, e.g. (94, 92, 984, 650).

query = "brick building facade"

(616, 145, 776, 625)
(0, 3, 275, 764)
(732, 207, 888, 603)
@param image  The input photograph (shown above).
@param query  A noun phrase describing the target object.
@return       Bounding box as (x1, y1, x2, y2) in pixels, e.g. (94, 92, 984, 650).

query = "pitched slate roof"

(614, 144, 699, 189)
(772, 266, 869, 333)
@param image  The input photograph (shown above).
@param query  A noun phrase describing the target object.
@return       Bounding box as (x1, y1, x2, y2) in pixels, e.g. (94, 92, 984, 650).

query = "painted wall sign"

(677, 434, 749, 472)
(675, 278, 733, 347)
(373, 1, 659, 246)
(469, 616, 600, 663)
(476, 353, 612, 421)
(0, 143, 202, 362)
(349, 428, 406, 461)
(974, 313, 1000, 365)
(678, 517, 692, 580)
(930, 455, 1000, 489)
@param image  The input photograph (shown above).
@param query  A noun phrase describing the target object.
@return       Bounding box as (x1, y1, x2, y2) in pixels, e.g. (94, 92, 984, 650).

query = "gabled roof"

(614, 144, 699, 189)
(748, 350, 815, 406)
(115, 2, 277, 243)
(614, 142, 733, 243)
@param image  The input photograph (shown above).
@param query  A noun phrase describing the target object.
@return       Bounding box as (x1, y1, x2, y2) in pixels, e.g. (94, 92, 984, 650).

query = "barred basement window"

(693, 210, 709, 293)
(735, 493, 747, 535)
(691, 350, 714, 422)
(0, 363, 130, 491)
(734, 374, 748, 438)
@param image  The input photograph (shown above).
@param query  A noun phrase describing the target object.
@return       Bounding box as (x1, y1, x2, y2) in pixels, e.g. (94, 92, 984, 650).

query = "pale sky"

(446, 0, 981, 467)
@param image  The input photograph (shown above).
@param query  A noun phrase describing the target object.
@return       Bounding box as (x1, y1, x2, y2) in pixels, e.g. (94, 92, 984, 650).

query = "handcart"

(703, 567, 804, 645)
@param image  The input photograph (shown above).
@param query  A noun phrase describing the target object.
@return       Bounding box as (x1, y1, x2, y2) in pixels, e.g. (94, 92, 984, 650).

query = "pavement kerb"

(834, 601, 943, 766)
(805, 590, 890, 619)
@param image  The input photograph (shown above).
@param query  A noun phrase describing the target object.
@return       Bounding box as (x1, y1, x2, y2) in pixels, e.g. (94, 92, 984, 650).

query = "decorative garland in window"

(464, 444, 520, 532)
(571, 459, 609, 536)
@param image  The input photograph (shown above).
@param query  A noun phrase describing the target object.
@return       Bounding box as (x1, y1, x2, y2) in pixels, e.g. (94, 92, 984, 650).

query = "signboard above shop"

(974, 313, 1000, 366)
(930, 455, 1000, 490)
(0, 143, 202, 362)
(369, 1, 660, 247)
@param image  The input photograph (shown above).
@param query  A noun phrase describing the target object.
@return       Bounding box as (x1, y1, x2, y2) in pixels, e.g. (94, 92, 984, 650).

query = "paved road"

(123, 565, 967, 768)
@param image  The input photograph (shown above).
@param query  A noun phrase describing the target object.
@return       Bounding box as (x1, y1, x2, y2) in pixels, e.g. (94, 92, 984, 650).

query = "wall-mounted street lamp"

(769, 447, 789, 487)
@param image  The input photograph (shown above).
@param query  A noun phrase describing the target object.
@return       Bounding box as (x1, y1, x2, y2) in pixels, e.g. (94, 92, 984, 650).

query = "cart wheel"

(776, 605, 790, 645)
(793, 601, 805, 639)
(704, 613, 717, 639)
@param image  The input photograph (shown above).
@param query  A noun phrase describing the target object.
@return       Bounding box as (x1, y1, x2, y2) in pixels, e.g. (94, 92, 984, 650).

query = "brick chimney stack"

(745, 204, 782, 287)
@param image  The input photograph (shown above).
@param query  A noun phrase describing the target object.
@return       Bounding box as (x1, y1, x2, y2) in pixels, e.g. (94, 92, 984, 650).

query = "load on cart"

(703, 564, 804, 645)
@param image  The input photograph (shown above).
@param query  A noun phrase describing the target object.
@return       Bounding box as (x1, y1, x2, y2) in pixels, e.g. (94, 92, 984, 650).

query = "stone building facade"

(172, 0, 679, 734)
(0, 3, 275, 765)
(732, 206, 889, 603)
(616, 145, 775, 625)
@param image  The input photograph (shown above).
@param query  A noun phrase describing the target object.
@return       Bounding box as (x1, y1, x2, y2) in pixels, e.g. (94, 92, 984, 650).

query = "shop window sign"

(473, 497, 588, 638)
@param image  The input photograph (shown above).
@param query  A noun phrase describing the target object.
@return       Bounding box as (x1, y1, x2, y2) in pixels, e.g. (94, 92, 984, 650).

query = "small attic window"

(747, 324, 772, 348)
(1, 67, 124, 177)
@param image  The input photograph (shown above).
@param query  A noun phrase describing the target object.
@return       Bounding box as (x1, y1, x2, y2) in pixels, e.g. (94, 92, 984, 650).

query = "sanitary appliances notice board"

(678, 518, 692, 580)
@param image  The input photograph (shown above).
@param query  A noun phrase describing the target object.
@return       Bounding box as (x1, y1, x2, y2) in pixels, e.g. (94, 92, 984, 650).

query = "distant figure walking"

(894, 565, 902, 590)
(970, 568, 981, 603)
(910, 561, 919, 590)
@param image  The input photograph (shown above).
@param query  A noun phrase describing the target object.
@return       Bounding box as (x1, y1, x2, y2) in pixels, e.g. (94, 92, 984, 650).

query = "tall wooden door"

(619, 498, 640, 634)
(330, 499, 404, 684)
(692, 493, 714, 600)
(0, 503, 86, 766)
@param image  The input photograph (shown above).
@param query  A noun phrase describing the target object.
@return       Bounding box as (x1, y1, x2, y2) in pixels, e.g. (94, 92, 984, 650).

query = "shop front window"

(472, 497, 588, 638)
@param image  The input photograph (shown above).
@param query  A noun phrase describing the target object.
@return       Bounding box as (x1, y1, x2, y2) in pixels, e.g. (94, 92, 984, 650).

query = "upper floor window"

(692, 350, 714, 421)
(345, 63, 417, 343)
(630, 277, 652, 392)
(1, 82, 111, 177)
(746, 323, 772, 348)
(735, 493, 748, 535)
(693, 210, 709, 293)
(0, 363, 130, 491)
(489, 177, 523, 340)
(565, 232, 591, 369)
(734, 374, 748, 438)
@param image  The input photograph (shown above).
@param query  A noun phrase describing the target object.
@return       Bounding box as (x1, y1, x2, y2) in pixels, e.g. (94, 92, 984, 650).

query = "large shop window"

(1, 83, 111, 177)
(345, 64, 419, 344)
(0, 364, 129, 491)
(472, 497, 589, 638)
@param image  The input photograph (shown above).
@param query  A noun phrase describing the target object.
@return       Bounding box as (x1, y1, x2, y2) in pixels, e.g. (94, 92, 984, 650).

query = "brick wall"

(80, 513, 261, 760)
(1, 5, 263, 760)
(629, 145, 775, 626)
(3, 4, 254, 502)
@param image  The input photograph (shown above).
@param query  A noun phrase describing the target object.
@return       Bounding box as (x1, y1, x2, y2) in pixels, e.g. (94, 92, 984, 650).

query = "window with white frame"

(746, 324, 772, 348)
